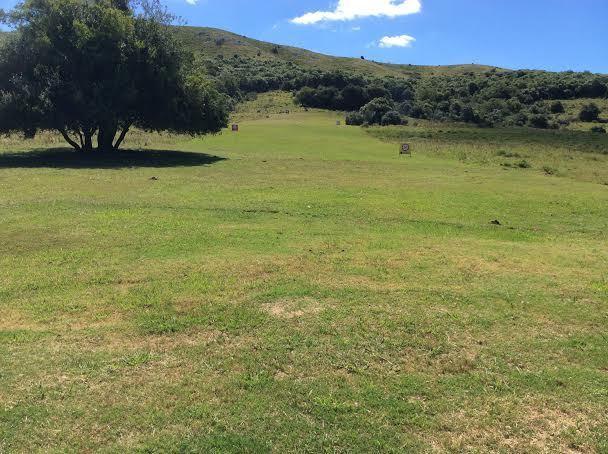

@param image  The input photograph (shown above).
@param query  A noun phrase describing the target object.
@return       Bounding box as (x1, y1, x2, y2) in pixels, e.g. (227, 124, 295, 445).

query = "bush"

(550, 101, 565, 114)
(345, 111, 365, 126)
(359, 97, 394, 125)
(528, 114, 549, 129)
(397, 101, 413, 116)
(381, 111, 403, 126)
(461, 106, 478, 123)
(294, 87, 317, 107)
(338, 85, 368, 111)
(579, 103, 600, 122)
(590, 126, 606, 134)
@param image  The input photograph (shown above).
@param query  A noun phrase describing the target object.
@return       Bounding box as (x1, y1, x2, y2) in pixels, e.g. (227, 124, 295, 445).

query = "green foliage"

(0, 0, 228, 152)
(579, 103, 601, 122)
(360, 98, 394, 125)
(337, 84, 368, 111)
(345, 111, 365, 126)
(162, 28, 608, 132)
(528, 114, 549, 129)
(550, 101, 565, 113)
(381, 110, 403, 126)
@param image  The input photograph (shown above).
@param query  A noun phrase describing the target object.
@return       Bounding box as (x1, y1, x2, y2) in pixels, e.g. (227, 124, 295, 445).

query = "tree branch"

(58, 128, 82, 151)
(113, 123, 132, 150)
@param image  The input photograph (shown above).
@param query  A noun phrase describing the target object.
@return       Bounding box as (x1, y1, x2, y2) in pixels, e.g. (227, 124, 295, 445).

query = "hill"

(2, 25, 606, 131)
(175, 26, 499, 78)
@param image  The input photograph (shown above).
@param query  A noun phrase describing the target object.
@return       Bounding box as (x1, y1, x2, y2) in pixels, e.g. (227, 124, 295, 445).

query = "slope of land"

(1, 93, 607, 451)
(176, 26, 500, 77)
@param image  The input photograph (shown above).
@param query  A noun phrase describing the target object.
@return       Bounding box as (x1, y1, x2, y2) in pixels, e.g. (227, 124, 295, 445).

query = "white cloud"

(378, 34, 416, 48)
(291, 0, 421, 25)
(185, 0, 197, 4)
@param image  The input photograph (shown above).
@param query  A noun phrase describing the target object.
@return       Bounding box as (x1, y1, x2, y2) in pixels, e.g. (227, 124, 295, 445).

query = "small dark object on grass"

(590, 126, 606, 134)
(490, 220, 501, 225)
(543, 166, 557, 175)
(517, 160, 531, 169)
(149, 176, 159, 180)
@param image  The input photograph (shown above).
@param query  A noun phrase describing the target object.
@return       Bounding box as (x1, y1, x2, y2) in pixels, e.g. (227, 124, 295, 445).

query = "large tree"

(0, 0, 229, 152)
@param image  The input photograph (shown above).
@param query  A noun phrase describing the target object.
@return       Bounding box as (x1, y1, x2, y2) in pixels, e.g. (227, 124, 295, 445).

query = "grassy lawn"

(1, 101, 607, 452)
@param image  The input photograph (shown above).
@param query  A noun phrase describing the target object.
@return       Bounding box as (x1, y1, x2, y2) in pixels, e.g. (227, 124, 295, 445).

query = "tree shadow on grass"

(0, 148, 226, 169)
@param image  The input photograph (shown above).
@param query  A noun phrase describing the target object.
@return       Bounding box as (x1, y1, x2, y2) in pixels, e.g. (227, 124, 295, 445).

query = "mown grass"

(1, 94, 607, 452)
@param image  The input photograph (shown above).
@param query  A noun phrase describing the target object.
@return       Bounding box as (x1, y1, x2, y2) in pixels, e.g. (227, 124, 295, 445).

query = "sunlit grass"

(1, 93, 607, 452)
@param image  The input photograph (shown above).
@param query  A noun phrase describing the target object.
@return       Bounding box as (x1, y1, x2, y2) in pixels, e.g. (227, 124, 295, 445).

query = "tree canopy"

(0, 0, 229, 151)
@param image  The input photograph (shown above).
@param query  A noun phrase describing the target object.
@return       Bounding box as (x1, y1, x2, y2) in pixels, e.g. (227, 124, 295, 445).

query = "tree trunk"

(97, 123, 118, 152)
(83, 131, 93, 152)
(113, 123, 131, 151)
(58, 128, 82, 151)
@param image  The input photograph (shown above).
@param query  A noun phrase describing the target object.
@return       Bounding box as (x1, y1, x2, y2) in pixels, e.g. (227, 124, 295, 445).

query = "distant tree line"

(203, 54, 607, 128)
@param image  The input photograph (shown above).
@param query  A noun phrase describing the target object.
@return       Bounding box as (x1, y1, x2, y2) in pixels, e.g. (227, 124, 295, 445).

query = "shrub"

(397, 101, 413, 116)
(345, 111, 365, 126)
(590, 126, 606, 134)
(579, 103, 600, 122)
(338, 85, 368, 111)
(550, 101, 565, 114)
(294, 87, 317, 107)
(366, 85, 391, 100)
(461, 106, 478, 123)
(381, 111, 403, 126)
(359, 97, 394, 125)
(529, 114, 549, 129)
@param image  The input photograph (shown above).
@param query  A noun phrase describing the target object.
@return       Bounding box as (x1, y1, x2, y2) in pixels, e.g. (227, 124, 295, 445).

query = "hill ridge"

(175, 26, 501, 78)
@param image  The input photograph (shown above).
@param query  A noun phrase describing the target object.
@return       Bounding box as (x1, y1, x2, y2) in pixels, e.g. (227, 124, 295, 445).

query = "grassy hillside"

(0, 25, 496, 78)
(1, 93, 607, 451)
(176, 26, 499, 78)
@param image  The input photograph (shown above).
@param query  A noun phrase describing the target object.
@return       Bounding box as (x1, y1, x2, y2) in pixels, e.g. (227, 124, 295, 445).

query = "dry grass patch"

(264, 296, 326, 319)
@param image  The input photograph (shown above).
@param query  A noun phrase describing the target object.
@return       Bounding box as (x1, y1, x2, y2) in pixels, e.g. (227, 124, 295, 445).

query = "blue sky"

(2, 0, 607, 73)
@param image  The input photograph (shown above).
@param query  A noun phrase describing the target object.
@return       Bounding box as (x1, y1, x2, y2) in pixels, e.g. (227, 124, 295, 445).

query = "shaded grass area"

(1, 106, 607, 452)
(0, 148, 225, 169)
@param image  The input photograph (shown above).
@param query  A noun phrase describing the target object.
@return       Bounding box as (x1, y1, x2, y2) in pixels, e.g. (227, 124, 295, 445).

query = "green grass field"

(1, 95, 608, 452)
